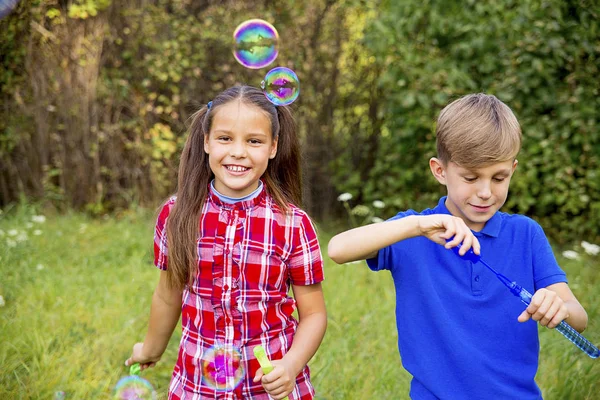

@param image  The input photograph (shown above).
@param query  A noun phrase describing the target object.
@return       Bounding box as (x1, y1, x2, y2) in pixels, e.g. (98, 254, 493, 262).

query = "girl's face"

(204, 100, 277, 198)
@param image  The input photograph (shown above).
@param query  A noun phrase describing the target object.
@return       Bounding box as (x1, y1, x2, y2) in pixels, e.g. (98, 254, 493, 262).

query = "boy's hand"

(125, 342, 160, 371)
(253, 357, 296, 399)
(518, 288, 569, 328)
(416, 214, 480, 256)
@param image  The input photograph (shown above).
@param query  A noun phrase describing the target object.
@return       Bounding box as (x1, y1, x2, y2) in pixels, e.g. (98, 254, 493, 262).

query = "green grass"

(0, 206, 598, 399)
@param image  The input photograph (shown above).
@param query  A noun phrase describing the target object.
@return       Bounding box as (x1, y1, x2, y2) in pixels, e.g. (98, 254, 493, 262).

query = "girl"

(125, 86, 327, 400)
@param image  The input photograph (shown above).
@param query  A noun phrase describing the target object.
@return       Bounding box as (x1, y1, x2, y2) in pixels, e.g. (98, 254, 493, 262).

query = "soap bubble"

(114, 376, 156, 400)
(201, 344, 245, 391)
(233, 19, 279, 69)
(261, 67, 300, 106)
(0, 0, 19, 19)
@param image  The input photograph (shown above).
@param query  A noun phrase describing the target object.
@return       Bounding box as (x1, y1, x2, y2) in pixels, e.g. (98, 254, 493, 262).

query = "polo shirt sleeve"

(531, 220, 567, 289)
(287, 211, 324, 286)
(153, 197, 175, 271)
(366, 212, 409, 272)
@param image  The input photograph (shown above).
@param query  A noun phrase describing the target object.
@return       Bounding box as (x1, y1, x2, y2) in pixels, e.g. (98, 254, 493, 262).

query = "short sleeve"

(154, 197, 176, 271)
(287, 211, 324, 285)
(531, 221, 567, 289)
(366, 211, 411, 272)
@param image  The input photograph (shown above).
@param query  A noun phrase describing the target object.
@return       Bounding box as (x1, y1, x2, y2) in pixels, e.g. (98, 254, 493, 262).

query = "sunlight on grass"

(0, 207, 598, 399)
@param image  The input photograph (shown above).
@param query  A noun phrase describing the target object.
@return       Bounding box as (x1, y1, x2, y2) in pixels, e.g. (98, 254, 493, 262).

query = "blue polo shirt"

(367, 196, 567, 399)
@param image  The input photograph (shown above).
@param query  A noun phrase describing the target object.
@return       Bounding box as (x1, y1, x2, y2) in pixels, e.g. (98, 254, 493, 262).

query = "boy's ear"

(429, 157, 447, 185)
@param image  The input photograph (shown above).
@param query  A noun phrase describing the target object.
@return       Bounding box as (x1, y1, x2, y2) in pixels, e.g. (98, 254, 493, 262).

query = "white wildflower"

(36, 264, 44, 271)
(372, 217, 384, 223)
(562, 250, 579, 260)
(25, 222, 33, 229)
(372, 200, 385, 209)
(16, 232, 28, 242)
(581, 241, 600, 256)
(33, 230, 42, 236)
(0, 295, 5, 307)
(6, 239, 17, 248)
(337, 193, 353, 202)
(32, 215, 46, 223)
(8, 229, 18, 236)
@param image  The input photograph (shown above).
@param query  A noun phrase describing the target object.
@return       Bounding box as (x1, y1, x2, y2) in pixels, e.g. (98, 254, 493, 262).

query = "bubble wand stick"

(448, 243, 599, 359)
(253, 346, 290, 400)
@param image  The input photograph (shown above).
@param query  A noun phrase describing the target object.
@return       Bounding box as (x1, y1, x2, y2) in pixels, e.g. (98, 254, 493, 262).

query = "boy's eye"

(464, 177, 477, 182)
(493, 177, 506, 182)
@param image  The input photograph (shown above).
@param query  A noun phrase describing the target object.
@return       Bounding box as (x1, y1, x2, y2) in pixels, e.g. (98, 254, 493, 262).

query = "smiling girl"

(126, 86, 327, 400)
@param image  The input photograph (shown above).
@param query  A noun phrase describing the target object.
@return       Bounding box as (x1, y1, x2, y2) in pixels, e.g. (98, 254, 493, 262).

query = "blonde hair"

(435, 93, 521, 168)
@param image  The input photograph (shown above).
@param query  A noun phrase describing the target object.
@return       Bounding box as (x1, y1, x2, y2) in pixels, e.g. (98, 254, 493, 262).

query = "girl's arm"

(518, 282, 588, 332)
(125, 270, 182, 370)
(328, 214, 480, 265)
(254, 282, 327, 399)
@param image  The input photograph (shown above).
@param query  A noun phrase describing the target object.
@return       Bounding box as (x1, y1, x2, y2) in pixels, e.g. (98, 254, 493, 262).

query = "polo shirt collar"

(434, 196, 501, 238)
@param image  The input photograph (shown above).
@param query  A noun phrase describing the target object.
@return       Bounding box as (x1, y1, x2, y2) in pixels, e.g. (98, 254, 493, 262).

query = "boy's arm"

(328, 214, 480, 265)
(518, 282, 588, 332)
(125, 269, 182, 370)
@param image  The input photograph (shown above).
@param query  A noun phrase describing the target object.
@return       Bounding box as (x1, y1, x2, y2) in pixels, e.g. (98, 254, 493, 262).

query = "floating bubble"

(0, 0, 19, 19)
(201, 344, 245, 391)
(114, 376, 156, 400)
(233, 19, 279, 69)
(261, 67, 300, 106)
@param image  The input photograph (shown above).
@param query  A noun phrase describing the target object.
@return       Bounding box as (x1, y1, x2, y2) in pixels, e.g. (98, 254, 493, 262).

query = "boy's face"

(430, 158, 518, 232)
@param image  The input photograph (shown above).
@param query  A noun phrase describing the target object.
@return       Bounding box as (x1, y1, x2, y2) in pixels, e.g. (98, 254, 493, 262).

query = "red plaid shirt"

(154, 186, 324, 399)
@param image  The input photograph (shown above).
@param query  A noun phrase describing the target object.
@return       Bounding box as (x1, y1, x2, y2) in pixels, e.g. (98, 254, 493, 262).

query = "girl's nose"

(229, 141, 246, 158)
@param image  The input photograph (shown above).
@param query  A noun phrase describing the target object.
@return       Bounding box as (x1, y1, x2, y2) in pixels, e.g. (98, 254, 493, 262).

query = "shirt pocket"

(191, 237, 216, 298)
(234, 244, 288, 302)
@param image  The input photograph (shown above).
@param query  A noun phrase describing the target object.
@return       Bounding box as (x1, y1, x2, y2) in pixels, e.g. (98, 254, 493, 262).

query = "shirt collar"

(434, 196, 501, 238)
(208, 181, 266, 210)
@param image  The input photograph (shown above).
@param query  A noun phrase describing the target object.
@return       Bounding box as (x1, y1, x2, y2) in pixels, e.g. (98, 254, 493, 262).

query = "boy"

(327, 94, 588, 399)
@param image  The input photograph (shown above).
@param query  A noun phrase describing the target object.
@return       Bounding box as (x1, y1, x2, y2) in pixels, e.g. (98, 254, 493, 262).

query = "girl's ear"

(204, 133, 210, 154)
(429, 157, 447, 185)
(269, 138, 278, 159)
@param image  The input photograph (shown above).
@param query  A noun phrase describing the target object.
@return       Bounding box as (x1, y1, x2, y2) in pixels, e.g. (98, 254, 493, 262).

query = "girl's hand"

(253, 357, 297, 400)
(518, 288, 569, 328)
(125, 342, 160, 371)
(416, 214, 480, 256)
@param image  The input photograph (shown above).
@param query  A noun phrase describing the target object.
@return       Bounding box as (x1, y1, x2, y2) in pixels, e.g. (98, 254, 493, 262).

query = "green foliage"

(0, 209, 598, 398)
(331, 0, 600, 244)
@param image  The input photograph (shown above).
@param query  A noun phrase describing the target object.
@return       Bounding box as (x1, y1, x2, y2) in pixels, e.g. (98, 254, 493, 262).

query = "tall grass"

(0, 207, 598, 399)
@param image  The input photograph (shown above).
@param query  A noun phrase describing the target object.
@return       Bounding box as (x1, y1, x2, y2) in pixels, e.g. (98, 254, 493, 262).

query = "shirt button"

(225, 249, 230, 255)
(223, 284, 229, 291)
(474, 275, 480, 282)
(225, 317, 231, 323)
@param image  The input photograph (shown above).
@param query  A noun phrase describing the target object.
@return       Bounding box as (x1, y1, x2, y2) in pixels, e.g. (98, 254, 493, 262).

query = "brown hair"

(166, 86, 302, 289)
(435, 93, 521, 168)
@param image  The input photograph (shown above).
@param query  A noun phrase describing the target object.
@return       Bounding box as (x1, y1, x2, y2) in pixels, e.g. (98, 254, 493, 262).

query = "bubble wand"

(253, 346, 290, 400)
(447, 242, 599, 358)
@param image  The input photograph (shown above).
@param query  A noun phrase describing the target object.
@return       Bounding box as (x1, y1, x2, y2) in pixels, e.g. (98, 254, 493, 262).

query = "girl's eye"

(249, 139, 262, 144)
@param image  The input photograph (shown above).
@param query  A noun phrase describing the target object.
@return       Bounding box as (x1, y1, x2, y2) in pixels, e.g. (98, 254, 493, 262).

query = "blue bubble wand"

(448, 242, 599, 359)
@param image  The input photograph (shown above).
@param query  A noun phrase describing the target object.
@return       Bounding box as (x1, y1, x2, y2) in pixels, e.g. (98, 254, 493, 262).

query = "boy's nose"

(477, 182, 492, 199)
